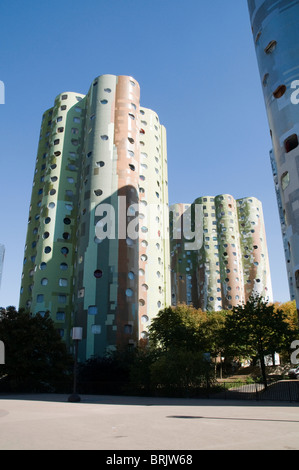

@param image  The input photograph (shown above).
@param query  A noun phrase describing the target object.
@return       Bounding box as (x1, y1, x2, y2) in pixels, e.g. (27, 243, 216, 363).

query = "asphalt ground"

(0, 394, 298, 452)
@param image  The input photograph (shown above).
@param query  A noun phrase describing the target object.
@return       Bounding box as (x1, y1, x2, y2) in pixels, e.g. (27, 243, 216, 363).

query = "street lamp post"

(68, 327, 82, 403)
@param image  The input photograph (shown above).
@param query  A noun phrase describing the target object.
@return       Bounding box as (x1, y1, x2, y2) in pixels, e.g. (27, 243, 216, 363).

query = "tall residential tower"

(20, 74, 171, 361)
(248, 0, 299, 312)
(170, 194, 273, 311)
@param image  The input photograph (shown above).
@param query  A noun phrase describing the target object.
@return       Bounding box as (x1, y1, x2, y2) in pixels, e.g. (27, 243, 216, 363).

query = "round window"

(126, 288, 133, 297)
(94, 269, 103, 278)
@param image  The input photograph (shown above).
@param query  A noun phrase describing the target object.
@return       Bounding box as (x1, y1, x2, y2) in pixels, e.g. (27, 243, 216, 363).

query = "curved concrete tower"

(248, 0, 299, 312)
(170, 194, 273, 311)
(20, 75, 170, 360)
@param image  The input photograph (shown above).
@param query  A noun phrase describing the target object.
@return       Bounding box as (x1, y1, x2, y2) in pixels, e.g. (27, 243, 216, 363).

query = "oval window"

(264, 40, 277, 54)
(273, 84, 286, 99)
(126, 288, 133, 297)
(94, 269, 103, 278)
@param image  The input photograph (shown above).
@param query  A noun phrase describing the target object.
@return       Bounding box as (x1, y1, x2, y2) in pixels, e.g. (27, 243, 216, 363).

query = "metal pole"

(68, 336, 81, 402)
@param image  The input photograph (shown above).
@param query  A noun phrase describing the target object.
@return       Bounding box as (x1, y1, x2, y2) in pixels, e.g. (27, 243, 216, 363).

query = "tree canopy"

(223, 295, 298, 386)
(0, 306, 72, 392)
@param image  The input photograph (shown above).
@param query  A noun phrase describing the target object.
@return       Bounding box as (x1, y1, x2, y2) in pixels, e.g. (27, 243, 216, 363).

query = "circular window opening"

(61, 247, 69, 255)
(94, 269, 103, 278)
(128, 271, 135, 280)
(40, 262, 47, 270)
(94, 189, 103, 196)
(139, 299, 145, 306)
(96, 161, 105, 167)
(63, 232, 70, 240)
(264, 40, 277, 54)
(43, 232, 49, 239)
(64, 217, 71, 225)
(273, 85, 286, 99)
(141, 315, 149, 323)
(60, 263, 68, 270)
(45, 217, 51, 224)
(126, 288, 133, 297)
(44, 246, 51, 254)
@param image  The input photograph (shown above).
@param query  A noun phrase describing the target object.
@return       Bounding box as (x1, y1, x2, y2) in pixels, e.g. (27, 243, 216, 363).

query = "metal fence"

(210, 380, 299, 402)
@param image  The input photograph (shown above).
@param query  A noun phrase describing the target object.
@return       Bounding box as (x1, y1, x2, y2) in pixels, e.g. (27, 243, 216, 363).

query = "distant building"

(19, 74, 171, 360)
(248, 0, 299, 311)
(170, 194, 273, 311)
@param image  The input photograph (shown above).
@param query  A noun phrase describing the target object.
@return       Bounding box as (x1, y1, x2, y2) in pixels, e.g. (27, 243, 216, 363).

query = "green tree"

(148, 305, 214, 394)
(150, 349, 212, 396)
(148, 305, 203, 352)
(224, 295, 297, 388)
(0, 306, 73, 392)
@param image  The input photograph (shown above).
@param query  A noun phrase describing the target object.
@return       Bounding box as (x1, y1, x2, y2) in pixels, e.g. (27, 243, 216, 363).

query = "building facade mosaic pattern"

(19, 75, 171, 360)
(170, 195, 273, 311)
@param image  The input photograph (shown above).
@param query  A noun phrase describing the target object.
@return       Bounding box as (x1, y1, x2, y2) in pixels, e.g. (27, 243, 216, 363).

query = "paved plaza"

(0, 394, 298, 450)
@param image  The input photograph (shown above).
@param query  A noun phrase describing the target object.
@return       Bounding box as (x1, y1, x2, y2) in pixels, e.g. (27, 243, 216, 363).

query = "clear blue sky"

(0, 0, 291, 308)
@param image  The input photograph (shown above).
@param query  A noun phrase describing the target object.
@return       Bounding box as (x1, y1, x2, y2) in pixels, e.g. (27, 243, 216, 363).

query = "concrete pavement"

(0, 394, 298, 450)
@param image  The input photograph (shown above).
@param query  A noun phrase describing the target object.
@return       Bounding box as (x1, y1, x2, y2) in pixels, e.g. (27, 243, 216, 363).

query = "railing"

(1, 376, 298, 401)
(75, 379, 299, 402)
(210, 380, 299, 402)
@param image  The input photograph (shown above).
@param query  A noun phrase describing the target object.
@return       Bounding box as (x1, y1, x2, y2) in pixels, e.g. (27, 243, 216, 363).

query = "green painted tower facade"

(170, 194, 273, 311)
(20, 75, 171, 360)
